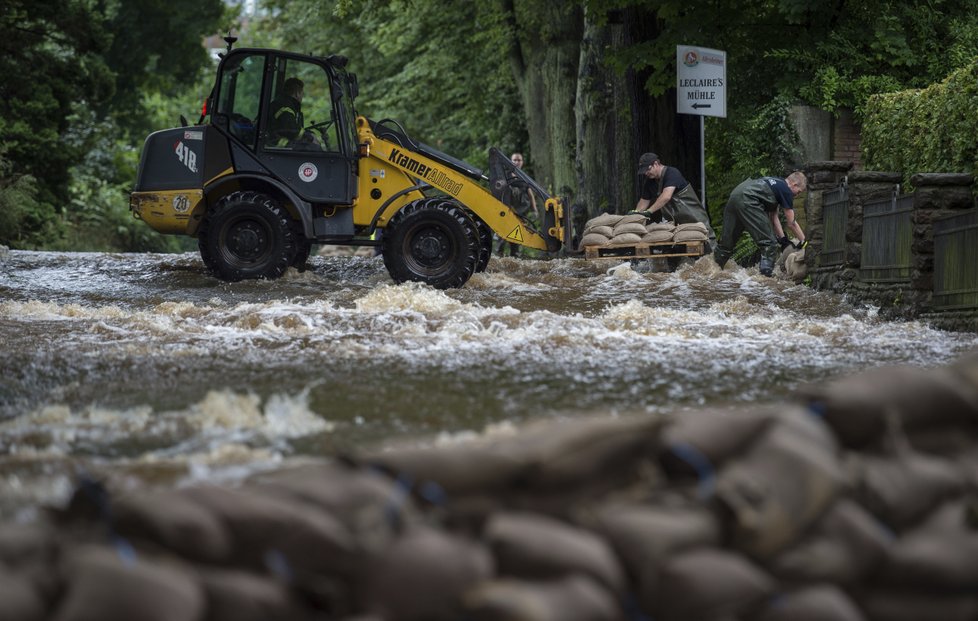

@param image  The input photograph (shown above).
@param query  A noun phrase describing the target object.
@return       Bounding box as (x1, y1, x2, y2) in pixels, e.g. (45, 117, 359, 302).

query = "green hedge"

(862, 58, 978, 182)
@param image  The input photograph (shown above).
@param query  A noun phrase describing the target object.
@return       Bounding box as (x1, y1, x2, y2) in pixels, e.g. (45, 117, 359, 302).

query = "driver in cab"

(268, 77, 321, 150)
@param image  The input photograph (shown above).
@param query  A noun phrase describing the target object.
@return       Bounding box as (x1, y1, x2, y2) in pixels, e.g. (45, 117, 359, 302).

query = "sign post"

(676, 45, 726, 210)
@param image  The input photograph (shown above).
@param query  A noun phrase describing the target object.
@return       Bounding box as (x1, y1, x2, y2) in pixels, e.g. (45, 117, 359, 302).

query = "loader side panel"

(135, 127, 208, 192)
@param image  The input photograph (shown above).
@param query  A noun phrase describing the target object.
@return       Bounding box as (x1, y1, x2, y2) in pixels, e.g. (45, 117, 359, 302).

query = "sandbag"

(0, 567, 45, 621)
(673, 229, 708, 243)
(612, 222, 648, 236)
(642, 230, 674, 243)
(717, 410, 845, 559)
(585, 213, 622, 228)
(784, 247, 806, 281)
(660, 408, 776, 477)
(179, 484, 358, 577)
(463, 575, 620, 621)
(52, 545, 205, 621)
(675, 222, 708, 234)
(359, 525, 493, 621)
(485, 511, 625, 594)
(654, 549, 775, 621)
(198, 568, 315, 621)
(856, 590, 978, 621)
(847, 452, 965, 530)
(610, 232, 643, 244)
(580, 233, 611, 247)
(875, 499, 978, 590)
(617, 213, 648, 225)
(755, 585, 865, 621)
(798, 365, 978, 448)
(646, 222, 676, 232)
(769, 499, 892, 584)
(587, 503, 721, 611)
(113, 488, 232, 563)
(583, 225, 614, 237)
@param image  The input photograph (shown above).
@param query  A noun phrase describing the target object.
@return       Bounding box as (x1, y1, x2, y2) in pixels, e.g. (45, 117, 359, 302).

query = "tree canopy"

(1, 0, 975, 251)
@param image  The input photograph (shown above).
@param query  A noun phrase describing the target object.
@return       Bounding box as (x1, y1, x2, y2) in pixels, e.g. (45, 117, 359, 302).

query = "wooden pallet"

(583, 240, 705, 260)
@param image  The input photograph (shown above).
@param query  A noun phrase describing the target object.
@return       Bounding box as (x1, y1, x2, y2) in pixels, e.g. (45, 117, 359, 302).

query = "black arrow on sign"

(692, 103, 713, 109)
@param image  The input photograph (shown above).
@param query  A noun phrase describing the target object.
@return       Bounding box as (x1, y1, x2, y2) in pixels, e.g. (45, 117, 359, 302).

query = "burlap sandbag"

(856, 590, 978, 621)
(660, 408, 776, 478)
(675, 222, 708, 234)
(485, 511, 625, 594)
(463, 575, 620, 621)
(875, 499, 978, 590)
(797, 365, 978, 448)
(646, 222, 676, 232)
(641, 230, 674, 243)
(113, 488, 232, 563)
(248, 461, 420, 546)
(847, 452, 965, 530)
(784, 247, 806, 281)
(716, 410, 845, 559)
(583, 225, 614, 238)
(585, 213, 622, 229)
(580, 233, 610, 247)
(51, 545, 205, 621)
(586, 503, 720, 611)
(654, 549, 775, 621)
(618, 213, 648, 225)
(769, 499, 892, 585)
(0, 567, 45, 621)
(610, 232, 643, 244)
(179, 484, 358, 577)
(755, 585, 865, 621)
(198, 568, 315, 621)
(498, 415, 664, 492)
(359, 525, 493, 621)
(612, 222, 648, 236)
(673, 229, 708, 243)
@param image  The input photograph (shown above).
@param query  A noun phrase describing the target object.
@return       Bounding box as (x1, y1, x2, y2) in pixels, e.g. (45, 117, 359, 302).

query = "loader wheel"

(382, 198, 478, 289)
(198, 191, 295, 281)
(472, 216, 492, 273)
(290, 222, 312, 272)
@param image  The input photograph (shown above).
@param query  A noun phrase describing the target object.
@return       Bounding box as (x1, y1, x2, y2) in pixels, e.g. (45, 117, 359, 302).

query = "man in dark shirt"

(713, 172, 808, 277)
(633, 152, 717, 251)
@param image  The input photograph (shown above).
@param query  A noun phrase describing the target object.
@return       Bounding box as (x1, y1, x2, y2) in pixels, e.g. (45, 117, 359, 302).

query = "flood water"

(2, 248, 977, 520)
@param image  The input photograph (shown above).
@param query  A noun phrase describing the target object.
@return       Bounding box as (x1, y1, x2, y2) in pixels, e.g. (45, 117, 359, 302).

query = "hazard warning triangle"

(506, 225, 524, 242)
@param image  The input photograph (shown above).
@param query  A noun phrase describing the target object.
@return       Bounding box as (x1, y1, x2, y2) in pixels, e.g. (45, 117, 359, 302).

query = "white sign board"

(676, 46, 726, 118)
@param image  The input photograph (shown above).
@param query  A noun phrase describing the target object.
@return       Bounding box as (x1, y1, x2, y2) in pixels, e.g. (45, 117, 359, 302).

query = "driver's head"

(510, 152, 524, 169)
(284, 77, 305, 100)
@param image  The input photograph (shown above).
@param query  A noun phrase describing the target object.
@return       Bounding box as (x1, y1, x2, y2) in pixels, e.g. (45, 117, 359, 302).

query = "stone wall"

(805, 165, 977, 326)
(832, 110, 862, 169)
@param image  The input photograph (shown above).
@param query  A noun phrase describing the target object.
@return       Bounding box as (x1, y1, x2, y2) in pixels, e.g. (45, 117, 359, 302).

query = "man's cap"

(637, 152, 659, 174)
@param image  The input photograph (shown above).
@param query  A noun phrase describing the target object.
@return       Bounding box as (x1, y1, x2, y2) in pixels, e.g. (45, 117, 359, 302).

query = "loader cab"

(210, 48, 360, 205)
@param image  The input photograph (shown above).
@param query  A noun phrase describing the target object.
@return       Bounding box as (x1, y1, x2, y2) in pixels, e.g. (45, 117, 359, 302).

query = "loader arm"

(354, 116, 564, 252)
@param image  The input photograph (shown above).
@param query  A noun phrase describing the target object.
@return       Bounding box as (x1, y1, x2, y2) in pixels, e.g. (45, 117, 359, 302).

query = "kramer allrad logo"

(388, 148, 462, 196)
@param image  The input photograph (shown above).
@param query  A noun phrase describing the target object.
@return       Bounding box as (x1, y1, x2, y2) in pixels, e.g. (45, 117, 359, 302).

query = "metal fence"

(820, 183, 848, 266)
(933, 209, 978, 310)
(860, 191, 913, 282)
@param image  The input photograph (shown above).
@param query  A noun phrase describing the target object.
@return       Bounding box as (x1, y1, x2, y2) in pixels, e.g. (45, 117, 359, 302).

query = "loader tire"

(198, 191, 295, 281)
(382, 198, 479, 289)
(472, 216, 492, 273)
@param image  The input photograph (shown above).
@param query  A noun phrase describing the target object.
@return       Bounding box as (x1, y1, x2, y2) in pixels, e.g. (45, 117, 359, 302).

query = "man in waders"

(713, 172, 808, 277)
(632, 152, 717, 251)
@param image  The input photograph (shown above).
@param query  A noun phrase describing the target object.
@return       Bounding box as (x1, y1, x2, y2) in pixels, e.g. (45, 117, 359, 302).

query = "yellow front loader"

(129, 41, 569, 289)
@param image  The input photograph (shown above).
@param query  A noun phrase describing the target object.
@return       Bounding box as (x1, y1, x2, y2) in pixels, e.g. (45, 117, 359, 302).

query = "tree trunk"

(575, 7, 633, 218)
(500, 0, 583, 195)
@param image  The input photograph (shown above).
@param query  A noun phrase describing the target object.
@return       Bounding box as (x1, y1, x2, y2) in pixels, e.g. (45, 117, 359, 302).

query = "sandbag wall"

(3, 353, 978, 621)
(580, 213, 710, 248)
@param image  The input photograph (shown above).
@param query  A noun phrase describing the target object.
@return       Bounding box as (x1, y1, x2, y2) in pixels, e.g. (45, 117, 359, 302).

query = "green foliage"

(862, 58, 978, 181)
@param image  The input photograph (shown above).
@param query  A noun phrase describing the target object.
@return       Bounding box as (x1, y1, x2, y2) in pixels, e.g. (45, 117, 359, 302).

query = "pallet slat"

(583, 241, 705, 260)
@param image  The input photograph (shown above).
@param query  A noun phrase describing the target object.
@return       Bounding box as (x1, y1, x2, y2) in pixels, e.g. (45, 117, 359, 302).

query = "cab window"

(215, 53, 265, 149)
(263, 57, 340, 153)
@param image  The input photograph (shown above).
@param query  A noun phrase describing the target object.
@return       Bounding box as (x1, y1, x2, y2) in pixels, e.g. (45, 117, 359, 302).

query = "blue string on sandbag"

(73, 471, 139, 566)
(384, 472, 414, 531)
(668, 442, 717, 500)
(264, 548, 294, 583)
(419, 480, 447, 506)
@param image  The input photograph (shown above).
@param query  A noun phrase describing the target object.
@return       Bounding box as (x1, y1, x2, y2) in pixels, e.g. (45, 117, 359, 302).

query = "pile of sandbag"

(3, 352, 978, 621)
(579, 213, 710, 248)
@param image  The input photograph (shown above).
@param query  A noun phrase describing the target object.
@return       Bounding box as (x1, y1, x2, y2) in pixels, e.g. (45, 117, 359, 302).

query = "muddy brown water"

(2, 248, 976, 520)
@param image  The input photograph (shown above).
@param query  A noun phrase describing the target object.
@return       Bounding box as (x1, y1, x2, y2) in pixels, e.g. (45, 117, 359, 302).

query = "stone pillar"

(846, 171, 903, 268)
(909, 173, 976, 293)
